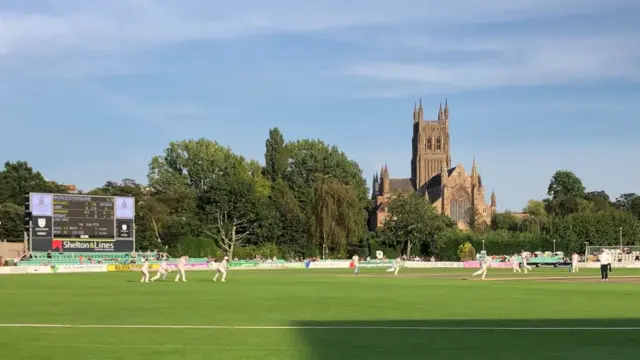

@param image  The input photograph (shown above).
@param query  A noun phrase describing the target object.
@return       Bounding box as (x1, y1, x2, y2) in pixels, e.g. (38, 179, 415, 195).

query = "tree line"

(1, 129, 639, 260)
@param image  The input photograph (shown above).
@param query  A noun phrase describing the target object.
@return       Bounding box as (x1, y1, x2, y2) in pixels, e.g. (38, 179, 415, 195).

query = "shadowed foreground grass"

(0, 268, 638, 359)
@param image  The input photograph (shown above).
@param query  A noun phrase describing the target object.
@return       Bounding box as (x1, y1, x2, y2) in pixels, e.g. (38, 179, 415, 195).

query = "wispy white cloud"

(344, 34, 640, 94)
(1, 0, 637, 91)
(0, 0, 625, 56)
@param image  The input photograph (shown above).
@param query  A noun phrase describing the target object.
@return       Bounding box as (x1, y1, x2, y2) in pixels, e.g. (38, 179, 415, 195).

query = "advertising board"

(403, 261, 463, 268)
(54, 264, 108, 273)
(0, 266, 53, 274)
(106, 264, 159, 272)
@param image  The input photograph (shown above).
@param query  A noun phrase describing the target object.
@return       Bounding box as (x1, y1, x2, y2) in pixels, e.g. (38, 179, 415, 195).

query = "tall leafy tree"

(269, 179, 309, 255)
(264, 128, 288, 182)
(310, 175, 365, 255)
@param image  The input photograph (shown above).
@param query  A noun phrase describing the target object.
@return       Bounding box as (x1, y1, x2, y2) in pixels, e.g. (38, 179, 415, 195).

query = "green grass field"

(0, 268, 638, 360)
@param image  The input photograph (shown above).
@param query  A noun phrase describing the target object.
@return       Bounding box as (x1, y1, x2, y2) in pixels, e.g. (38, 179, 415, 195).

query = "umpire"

(599, 250, 610, 281)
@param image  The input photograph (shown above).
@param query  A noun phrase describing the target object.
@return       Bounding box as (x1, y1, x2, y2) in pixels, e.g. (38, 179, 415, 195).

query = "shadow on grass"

(292, 318, 640, 360)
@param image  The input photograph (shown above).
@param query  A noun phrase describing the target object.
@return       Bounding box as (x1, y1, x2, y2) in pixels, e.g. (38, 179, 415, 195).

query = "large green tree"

(0, 161, 67, 206)
(310, 175, 365, 255)
(148, 138, 269, 258)
(382, 192, 453, 256)
(547, 170, 586, 200)
(285, 139, 368, 205)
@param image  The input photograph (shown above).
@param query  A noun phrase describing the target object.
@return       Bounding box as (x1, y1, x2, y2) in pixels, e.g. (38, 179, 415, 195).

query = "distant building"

(370, 100, 497, 230)
(63, 184, 78, 193)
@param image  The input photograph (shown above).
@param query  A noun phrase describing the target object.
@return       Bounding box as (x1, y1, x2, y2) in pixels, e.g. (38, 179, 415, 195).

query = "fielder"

(140, 258, 150, 283)
(150, 259, 170, 281)
(571, 252, 580, 273)
(511, 254, 521, 272)
(213, 256, 229, 282)
(352, 254, 360, 276)
(521, 251, 532, 273)
(386, 258, 402, 275)
(472, 255, 491, 280)
(174, 255, 188, 282)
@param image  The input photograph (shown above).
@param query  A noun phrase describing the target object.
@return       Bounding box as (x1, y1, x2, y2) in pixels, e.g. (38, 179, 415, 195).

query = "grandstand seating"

(17, 252, 168, 266)
(486, 255, 564, 264)
(527, 255, 564, 264)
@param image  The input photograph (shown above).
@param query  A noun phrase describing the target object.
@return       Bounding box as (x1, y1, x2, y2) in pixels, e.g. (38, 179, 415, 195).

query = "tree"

(264, 128, 288, 182)
(202, 210, 255, 259)
(310, 175, 365, 255)
(547, 170, 585, 200)
(382, 192, 453, 256)
(147, 139, 267, 255)
(585, 190, 610, 203)
(491, 212, 521, 232)
(523, 199, 547, 217)
(521, 200, 549, 232)
(269, 179, 309, 255)
(285, 139, 368, 206)
(0, 161, 67, 206)
(457, 242, 476, 261)
(0, 203, 22, 241)
(544, 195, 582, 217)
(615, 193, 640, 218)
(585, 190, 613, 212)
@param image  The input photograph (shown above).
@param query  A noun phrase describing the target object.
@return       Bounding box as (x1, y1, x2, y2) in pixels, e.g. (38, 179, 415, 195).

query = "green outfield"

(0, 268, 638, 360)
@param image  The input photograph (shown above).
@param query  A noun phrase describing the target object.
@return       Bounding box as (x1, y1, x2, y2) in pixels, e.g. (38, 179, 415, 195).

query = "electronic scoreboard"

(27, 193, 135, 252)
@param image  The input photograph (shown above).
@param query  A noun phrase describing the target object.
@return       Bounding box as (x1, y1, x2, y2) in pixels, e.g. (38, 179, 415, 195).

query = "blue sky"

(1, 0, 639, 211)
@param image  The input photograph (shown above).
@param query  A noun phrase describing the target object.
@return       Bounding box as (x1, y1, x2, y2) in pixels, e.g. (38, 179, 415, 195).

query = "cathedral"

(369, 100, 496, 230)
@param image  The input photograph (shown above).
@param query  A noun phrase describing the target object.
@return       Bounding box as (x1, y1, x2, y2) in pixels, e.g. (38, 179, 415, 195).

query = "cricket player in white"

(472, 255, 491, 280)
(521, 251, 532, 273)
(174, 256, 187, 282)
(150, 259, 169, 281)
(571, 253, 580, 273)
(352, 254, 359, 276)
(511, 254, 521, 273)
(386, 258, 402, 275)
(140, 258, 150, 283)
(213, 256, 229, 282)
(392, 257, 401, 275)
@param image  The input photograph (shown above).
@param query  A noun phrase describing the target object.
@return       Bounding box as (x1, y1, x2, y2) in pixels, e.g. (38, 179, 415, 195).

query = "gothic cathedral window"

(450, 192, 471, 223)
(436, 136, 441, 150)
(427, 137, 432, 150)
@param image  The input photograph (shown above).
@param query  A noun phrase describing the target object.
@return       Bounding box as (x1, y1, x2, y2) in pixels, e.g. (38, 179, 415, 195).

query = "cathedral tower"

(411, 99, 451, 190)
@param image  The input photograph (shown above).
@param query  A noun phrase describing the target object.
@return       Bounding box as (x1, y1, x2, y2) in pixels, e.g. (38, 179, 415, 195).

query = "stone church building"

(369, 100, 496, 230)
